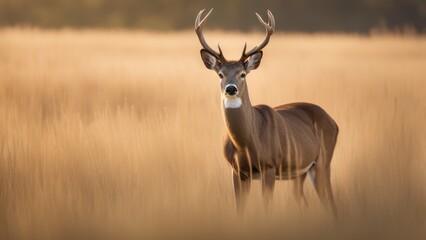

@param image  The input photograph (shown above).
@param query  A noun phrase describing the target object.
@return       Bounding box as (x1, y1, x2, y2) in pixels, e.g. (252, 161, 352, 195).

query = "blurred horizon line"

(0, 0, 424, 34)
(0, 26, 423, 37)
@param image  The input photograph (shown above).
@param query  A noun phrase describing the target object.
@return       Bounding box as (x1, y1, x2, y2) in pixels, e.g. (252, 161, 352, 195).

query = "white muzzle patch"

(223, 96, 242, 109)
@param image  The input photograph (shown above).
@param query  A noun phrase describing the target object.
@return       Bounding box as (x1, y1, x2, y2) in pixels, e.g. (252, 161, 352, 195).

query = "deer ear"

(244, 51, 263, 73)
(200, 49, 220, 71)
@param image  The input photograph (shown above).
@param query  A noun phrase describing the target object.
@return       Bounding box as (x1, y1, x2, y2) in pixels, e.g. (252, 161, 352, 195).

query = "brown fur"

(223, 95, 339, 216)
(224, 102, 338, 178)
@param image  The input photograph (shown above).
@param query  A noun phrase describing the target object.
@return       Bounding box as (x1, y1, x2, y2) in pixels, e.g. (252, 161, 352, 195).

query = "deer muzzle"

(224, 84, 238, 96)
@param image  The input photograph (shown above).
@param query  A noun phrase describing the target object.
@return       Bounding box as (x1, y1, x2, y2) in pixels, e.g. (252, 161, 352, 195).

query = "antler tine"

(195, 8, 213, 29)
(255, 12, 268, 27)
(240, 10, 275, 61)
(218, 44, 224, 56)
(242, 43, 247, 56)
(267, 10, 276, 31)
(195, 8, 226, 62)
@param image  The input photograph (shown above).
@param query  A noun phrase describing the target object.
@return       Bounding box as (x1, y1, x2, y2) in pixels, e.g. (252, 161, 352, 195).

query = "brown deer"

(195, 9, 338, 217)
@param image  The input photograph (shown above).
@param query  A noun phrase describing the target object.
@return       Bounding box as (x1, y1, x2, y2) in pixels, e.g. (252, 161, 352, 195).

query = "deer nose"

(225, 84, 238, 96)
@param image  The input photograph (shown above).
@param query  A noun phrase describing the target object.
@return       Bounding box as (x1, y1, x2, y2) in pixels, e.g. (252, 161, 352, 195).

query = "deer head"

(195, 9, 275, 108)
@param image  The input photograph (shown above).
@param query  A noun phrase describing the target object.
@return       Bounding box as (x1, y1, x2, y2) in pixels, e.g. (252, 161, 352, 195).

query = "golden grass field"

(0, 28, 425, 239)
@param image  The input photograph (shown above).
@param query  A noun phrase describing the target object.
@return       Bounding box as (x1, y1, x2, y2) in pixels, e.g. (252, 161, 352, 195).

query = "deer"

(195, 9, 339, 217)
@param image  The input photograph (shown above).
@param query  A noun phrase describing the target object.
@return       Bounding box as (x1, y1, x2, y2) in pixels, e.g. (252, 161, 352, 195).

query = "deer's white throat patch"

(223, 97, 242, 109)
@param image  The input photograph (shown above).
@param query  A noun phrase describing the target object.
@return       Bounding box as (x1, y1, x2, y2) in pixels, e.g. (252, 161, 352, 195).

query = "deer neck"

(222, 87, 257, 149)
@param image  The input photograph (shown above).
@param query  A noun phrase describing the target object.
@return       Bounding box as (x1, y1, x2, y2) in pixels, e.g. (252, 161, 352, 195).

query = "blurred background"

(1, 1, 426, 239)
(0, 0, 425, 33)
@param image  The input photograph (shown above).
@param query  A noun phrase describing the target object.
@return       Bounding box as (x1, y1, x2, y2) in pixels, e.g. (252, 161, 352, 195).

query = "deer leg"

(307, 167, 317, 193)
(293, 173, 308, 208)
(315, 167, 339, 219)
(233, 171, 251, 214)
(314, 167, 328, 207)
(324, 169, 338, 219)
(261, 167, 276, 211)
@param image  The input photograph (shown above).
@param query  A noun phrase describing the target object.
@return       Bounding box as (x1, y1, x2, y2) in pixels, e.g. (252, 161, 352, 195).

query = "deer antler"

(240, 10, 275, 62)
(195, 9, 226, 62)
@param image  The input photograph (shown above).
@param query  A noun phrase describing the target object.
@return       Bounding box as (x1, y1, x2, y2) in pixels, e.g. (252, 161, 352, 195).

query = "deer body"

(195, 9, 338, 217)
(223, 103, 325, 180)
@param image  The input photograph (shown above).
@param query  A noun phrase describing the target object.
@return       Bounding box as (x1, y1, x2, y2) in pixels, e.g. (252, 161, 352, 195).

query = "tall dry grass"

(0, 28, 425, 239)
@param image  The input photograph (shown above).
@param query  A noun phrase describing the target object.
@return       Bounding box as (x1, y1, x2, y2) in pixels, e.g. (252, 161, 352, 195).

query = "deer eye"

(240, 73, 246, 78)
(218, 73, 224, 79)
